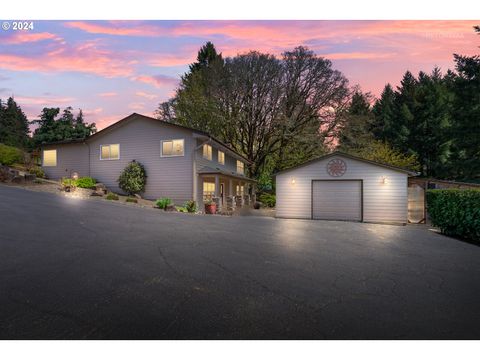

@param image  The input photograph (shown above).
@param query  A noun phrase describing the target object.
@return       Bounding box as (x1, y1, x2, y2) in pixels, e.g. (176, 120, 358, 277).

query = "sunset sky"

(0, 20, 478, 130)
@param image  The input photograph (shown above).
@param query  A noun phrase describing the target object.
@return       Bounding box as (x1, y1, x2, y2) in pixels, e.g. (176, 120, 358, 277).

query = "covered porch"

(196, 168, 256, 214)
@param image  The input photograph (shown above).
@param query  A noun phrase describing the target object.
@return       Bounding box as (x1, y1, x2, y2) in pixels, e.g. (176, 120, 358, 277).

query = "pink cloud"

(323, 52, 397, 60)
(0, 43, 134, 78)
(135, 91, 157, 100)
(14, 95, 75, 106)
(128, 102, 146, 110)
(64, 21, 160, 37)
(3, 32, 61, 44)
(98, 92, 118, 97)
(131, 74, 179, 88)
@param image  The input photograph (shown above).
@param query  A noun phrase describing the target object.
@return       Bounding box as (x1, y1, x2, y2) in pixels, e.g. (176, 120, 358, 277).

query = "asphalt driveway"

(1, 185, 479, 339)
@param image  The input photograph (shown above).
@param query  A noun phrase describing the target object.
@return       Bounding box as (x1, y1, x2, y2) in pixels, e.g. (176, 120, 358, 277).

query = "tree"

(32, 107, 96, 145)
(350, 140, 420, 172)
(157, 44, 350, 178)
(338, 90, 375, 152)
(410, 68, 452, 177)
(0, 97, 30, 148)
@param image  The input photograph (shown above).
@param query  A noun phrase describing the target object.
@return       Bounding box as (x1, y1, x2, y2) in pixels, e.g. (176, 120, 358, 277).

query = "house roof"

(197, 166, 256, 182)
(41, 113, 251, 164)
(274, 151, 419, 177)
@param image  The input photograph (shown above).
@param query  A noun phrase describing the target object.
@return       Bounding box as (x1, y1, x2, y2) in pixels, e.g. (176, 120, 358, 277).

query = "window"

(236, 160, 244, 174)
(236, 184, 244, 196)
(203, 144, 212, 160)
(43, 149, 57, 167)
(100, 144, 120, 160)
(203, 182, 215, 199)
(218, 150, 225, 165)
(161, 139, 184, 157)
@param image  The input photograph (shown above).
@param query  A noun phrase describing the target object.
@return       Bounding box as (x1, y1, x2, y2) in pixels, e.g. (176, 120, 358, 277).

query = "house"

(275, 152, 418, 224)
(40, 113, 255, 210)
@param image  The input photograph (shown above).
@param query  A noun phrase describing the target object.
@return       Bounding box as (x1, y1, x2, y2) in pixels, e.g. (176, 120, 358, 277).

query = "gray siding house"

(41, 113, 255, 209)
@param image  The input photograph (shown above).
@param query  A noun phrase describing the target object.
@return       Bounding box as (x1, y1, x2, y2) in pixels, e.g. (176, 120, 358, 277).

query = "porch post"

(229, 178, 233, 198)
(214, 175, 220, 197)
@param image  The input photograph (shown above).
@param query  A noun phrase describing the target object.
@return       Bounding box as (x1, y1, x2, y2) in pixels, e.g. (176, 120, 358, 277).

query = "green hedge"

(0, 144, 23, 166)
(259, 193, 276, 207)
(426, 189, 480, 242)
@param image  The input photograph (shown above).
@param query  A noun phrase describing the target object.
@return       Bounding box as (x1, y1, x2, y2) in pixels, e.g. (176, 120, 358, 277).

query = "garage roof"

(274, 151, 419, 176)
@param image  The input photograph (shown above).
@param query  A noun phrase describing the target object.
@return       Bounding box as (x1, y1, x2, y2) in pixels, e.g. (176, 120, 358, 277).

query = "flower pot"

(205, 203, 217, 214)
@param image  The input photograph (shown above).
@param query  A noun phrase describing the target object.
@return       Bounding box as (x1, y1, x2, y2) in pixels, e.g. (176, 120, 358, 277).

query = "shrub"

(75, 176, 96, 189)
(106, 192, 119, 201)
(117, 160, 147, 195)
(184, 200, 197, 213)
(0, 144, 23, 166)
(176, 206, 188, 213)
(156, 197, 172, 210)
(61, 177, 76, 187)
(259, 193, 276, 207)
(126, 197, 138, 203)
(28, 167, 45, 179)
(426, 189, 480, 242)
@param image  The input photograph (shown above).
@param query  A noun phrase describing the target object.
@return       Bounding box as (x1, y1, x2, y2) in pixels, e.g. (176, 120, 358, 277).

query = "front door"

(220, 183, 224, 206)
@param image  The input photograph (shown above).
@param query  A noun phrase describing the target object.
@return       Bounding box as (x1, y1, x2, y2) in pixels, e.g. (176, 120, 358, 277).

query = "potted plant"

(204, 199, 217, 214)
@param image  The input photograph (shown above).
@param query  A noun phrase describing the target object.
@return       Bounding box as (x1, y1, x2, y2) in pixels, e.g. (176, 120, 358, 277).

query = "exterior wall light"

(381, 176, 388, 184)
(291, 178, 296, 185)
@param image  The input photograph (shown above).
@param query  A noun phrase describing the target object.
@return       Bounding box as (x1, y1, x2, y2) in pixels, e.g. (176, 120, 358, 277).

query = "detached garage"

(275, 152, 417, 224)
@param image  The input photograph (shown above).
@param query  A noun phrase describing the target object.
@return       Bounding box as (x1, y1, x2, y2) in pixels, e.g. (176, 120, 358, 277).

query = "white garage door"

(312, 180, 362, 221)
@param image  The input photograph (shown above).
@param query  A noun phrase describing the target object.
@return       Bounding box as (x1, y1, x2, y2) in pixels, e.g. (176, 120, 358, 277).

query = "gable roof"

(41, 113, 251, 164)
(274, 151, 419, 176)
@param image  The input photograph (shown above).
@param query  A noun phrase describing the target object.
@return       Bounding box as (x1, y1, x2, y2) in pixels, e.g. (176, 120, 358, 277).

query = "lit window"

(161, 139, 184, 157)
(236, 160, 244, 174)
(43, 149, 57, 167)
(100, 144, 120, 160)
(203, 182, 215, 198)
(218, 150, 225, 165)
(236, 184, 244, 196)
(203, 144, 212, 161)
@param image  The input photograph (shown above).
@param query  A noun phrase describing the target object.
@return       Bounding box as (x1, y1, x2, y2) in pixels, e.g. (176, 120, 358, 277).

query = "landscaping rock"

(95, 183, 107, 194)
(90, 190, 104, 197)
(165, 204, 176, 212)
(134, 193, 143, 199)
(24, 174, 36, 182)
(11, 175, 25, 184)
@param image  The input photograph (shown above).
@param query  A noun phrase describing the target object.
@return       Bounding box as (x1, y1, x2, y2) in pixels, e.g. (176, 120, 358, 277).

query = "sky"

(0, 20, 478, 130)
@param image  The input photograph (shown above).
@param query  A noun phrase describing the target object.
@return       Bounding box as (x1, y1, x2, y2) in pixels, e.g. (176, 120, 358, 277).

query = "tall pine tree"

(0, 97, 30, 148)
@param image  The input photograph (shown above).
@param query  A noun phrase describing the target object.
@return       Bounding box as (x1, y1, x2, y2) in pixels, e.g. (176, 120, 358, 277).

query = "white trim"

(99, 144, 120, 160)
(160, 138, 185, 157)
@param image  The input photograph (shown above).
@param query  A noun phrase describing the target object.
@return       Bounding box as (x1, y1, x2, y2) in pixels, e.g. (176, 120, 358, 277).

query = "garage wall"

(276, 155, 408, 223)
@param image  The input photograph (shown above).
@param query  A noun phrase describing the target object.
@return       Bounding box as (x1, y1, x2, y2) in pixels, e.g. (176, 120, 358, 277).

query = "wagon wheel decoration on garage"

(326, 158, 347, 177)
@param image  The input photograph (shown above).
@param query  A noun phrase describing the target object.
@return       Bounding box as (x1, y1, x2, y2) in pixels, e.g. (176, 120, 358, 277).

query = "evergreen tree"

(32, 107, 96, 145)
(371, 84, 403, 145)
(0, 97, 30, 148)
(338, 90, 375, 151)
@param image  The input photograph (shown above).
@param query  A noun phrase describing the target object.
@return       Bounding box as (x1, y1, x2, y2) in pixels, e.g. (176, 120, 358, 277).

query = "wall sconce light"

(381, 176, 388, 184)
(291, 178, 296, 185)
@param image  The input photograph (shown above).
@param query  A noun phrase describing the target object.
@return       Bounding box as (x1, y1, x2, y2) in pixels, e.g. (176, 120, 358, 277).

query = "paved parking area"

(1, 185, 479, 339)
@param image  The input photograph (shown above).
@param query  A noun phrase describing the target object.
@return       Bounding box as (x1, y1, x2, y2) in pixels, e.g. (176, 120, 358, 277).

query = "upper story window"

(43, 149, 57, 167)
(236, 160, 244, 174)
(100, 144, 120, 160)
(203, 144, 212, 161)
(218, 150, 225, 165)
(161, 139, 184, 157)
